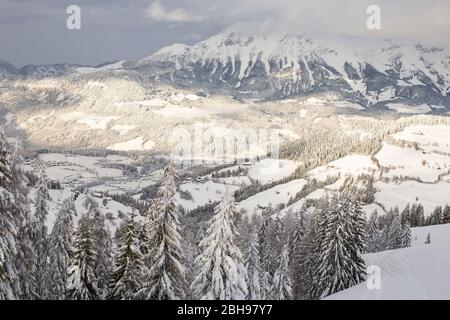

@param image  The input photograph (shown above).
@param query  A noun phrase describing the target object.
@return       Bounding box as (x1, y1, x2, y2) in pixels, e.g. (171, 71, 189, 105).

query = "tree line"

(0, 130, 412, 300)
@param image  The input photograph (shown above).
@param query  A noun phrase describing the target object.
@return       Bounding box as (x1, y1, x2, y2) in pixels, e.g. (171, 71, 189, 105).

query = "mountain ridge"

(2, 31, 450, 111)
(131, 31, 450, 109)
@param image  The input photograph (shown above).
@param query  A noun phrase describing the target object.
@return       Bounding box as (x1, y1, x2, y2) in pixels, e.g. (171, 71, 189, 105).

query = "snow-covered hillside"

(327, 223, 450, 300)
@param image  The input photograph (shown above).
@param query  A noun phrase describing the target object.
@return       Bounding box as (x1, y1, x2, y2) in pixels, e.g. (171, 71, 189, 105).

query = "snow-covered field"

(58, 112, 117, 130)
(387, 103, 432, 114)
(375, 143, 450, 182)
(392, 125, 450, 154)
(308, 154, 376, 182)
(175, 180, 241, 211)
(45, 189, 134, 233)
(374, 180, 450, 214)
(107, 137, 154, 151)
(237, 179, 307, 214)
(327, 224, 450, 300)
(247, 159, 300, 184)
(22, 153, 162, 194)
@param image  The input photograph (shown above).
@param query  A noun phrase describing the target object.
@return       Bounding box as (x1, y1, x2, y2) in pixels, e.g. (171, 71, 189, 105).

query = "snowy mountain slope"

(0, 61, 83, 78)
(15, 118, 450, 217)
(0, 60, 20, 77)
(327, 224, 450, 300)
(237, 178, 307, 214)
(277, 121, 450, 218)
(44, 189, 135, 234)
(76, 61, 125, 74)
(132, 31, 450, 109)
(2, 31, 450, 111)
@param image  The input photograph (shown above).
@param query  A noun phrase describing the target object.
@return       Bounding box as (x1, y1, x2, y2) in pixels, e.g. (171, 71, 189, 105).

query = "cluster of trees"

(426, 205, 450, 225)
(211, 166, 247, 179)
(382, 203, 450, 229)
(0, 130, 414, 300)
(364, 201, 450, 254)
(282, 115, 450, 182)
(366, 211, 411, 253)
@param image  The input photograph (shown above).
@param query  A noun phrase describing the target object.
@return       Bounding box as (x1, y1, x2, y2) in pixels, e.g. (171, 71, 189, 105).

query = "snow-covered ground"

(374, 180, 450, 215)
(392, 125, 450, 154)
(175, 180, 241, 211)
(58, 111, 117, 130)
(107, 137, 154, 151)
(308, 154, 376, 182)
(387, 103, 432, 114)
(45, 189, 134, 234)
(237, 179, 307, 215)
(327, 224, 450, 300)
(247, 159, 300, 184)
(76, 61, 125, 74)
(375, 143, 450, 183)
(22, 153, 162, 195)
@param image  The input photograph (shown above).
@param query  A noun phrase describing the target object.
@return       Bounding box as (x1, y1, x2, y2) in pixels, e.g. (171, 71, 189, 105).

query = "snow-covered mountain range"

(2, 31, 450, 111)
(0, 60, 82, 78)
(132, 31, 450, 109)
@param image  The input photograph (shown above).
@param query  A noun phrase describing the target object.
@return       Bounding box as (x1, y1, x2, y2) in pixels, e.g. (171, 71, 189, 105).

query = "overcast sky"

(1, 0, 449, 67)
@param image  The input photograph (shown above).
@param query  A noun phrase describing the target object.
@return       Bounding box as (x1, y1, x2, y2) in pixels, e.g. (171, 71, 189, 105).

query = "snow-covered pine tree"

(33, 172, 50, 299)
(259, 271, 271, 300)
(66, 214, 98, 300)
(273, 214, 283, 245)
(411, 204, 425, 227)
(245, 232, 261, 300)
(288, 208, 305, 299)
(91, 209, 113, 299)
(348, 198, 367, 284)
(401, 204, 411, 225)
(272, 244, 293, 300)
(302, 200, 329, 300)
(180, 229, 197, 300)
(10, 142, 37, 299)
(366, 211, 381, 253)
(0, 130, 19, 300)
(317, 195, 366, 298)
(46, 198, 75, 300)
(141, 162, 185, 300)
(191, 191, 248, 300)
(258, 206, 277, 277)
(109, 211, 144, 300)
(430, 206, 443, 225)
(14, 214, 37, 300)
(401, 222, 412, 248)
(81, 193, 114, 299)
(388, 214, 403, 249)
(443, 205, 450, 224)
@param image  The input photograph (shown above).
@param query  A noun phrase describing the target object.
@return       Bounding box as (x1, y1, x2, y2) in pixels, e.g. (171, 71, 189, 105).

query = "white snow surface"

(76, 61, 125, 74)
(387, 103, 432, 114)
(247, 159, 300, 184)
(327, 223, 450, 300)
(107, 137, 154, 151)
(237, 179, 307, 214)
(308, 154, 376, 182)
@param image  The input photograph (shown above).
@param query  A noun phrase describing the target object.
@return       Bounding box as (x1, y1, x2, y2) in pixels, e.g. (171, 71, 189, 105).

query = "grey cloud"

(0, 0, 448, 66)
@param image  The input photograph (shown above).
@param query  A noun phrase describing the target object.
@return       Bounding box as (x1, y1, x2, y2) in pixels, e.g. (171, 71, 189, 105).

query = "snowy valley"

(1, 30, 450, 301)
